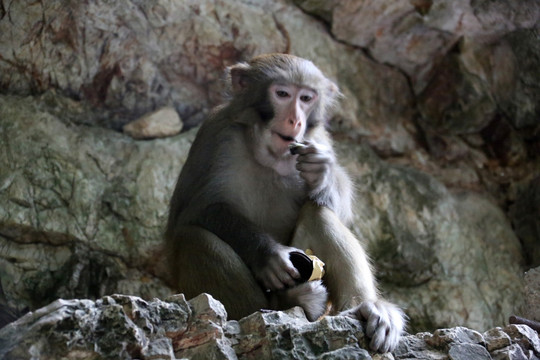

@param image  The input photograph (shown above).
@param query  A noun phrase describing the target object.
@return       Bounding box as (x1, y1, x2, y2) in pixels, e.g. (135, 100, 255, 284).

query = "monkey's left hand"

(295, 141, 335, 193)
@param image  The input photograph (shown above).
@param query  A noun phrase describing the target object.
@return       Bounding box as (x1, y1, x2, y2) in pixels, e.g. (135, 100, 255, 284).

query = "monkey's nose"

(288, 118, 301, 127)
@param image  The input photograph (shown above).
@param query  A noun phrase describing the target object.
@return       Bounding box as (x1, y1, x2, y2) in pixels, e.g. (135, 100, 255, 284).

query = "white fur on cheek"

(251, 124, 300, 177)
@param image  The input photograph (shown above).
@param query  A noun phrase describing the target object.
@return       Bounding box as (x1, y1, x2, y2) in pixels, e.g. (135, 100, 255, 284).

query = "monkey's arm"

(196, 202, 301, 290)
(295, 141, 354, 224)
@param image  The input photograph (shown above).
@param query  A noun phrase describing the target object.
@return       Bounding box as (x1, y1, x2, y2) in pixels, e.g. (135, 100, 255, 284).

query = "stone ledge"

(1, 294, 539, 360)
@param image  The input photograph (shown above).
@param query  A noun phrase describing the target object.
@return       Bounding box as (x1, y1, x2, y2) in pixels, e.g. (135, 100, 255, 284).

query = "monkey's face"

(264, 82, 318, 157)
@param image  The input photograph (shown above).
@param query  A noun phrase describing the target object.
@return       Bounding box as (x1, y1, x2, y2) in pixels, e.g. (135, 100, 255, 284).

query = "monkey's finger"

(299, 172, 323, 188)
(359, 302, 381, 337)
(277, 271, 297, 288)
(265, 272, 285, 290)
(296, 162, 327, 174)
(270, 263, 294, 287)
(296, 146, 332, 158)
(294, 145, 317, 155)
(270, 258, 299, 287)
(275, 258, 301, 283)
(369, 324, 390, 353)
(384, 326, 400, 354)
(294, 141, 329, 156)
(297, 153, 332, 164)
(367, 314, 381, 339)
(284, 261, 301, 280)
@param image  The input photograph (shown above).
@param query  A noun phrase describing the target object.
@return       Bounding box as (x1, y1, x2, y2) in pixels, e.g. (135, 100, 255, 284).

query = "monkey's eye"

(300, 95, 313, 102)
(276, 90, 290, 98)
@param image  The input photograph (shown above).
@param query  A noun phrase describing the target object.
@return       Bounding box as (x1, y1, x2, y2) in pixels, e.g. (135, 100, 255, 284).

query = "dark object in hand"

(289, 251, 314, 282)
(289, 142, 307, 155)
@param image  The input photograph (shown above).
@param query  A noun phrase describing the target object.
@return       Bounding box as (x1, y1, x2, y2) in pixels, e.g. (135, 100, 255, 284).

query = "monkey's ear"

(228, 63, 251, 94)
(326, 79, 343, 106)
(327, 80, 341, 98)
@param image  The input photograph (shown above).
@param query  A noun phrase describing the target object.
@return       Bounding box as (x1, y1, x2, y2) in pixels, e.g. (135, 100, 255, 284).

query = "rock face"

(0, 93, 526, 334)
(340, 142, 524, 331)
(0, 0, 539, 342)
(1, 293, 540, 360)
(524, 267, 540, 322)
(0, 94, 182, 320)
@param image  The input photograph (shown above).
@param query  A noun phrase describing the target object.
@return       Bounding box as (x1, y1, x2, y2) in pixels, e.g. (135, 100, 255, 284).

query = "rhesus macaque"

(165, 54, 405, 352)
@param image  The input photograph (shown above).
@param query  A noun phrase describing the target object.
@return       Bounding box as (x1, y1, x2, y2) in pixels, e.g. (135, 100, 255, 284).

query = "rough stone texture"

(0, 0, 416, 152)
(0, 0, 539, 345)
(510, 178, 540, 268)
(1, 294, 540, 360)
(523, 267, 540, 322)
(0, 94, 183, 318)
(340, 142, 524, 331)
(123, 107, 183, 140)
(295, 0, 540, 238)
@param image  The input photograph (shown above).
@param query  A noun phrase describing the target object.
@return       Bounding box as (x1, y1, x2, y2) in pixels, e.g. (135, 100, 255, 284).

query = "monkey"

(165, 54, 406, 353)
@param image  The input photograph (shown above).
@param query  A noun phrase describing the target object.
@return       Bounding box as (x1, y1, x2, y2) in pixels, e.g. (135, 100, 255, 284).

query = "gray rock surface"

(341, 142, 524, 331)
(0, 94, 182, 317)
(523, 267, 540, 322)
(1, 293, 539, 360)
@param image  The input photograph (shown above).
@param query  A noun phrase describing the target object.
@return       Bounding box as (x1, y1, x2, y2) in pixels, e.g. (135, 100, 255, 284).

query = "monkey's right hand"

(254, 244, 302, 291)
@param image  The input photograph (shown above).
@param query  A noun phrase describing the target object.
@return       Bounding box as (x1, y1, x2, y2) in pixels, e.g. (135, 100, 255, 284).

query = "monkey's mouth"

(270, 131, 299, 158)
(274, 132, 296, 143)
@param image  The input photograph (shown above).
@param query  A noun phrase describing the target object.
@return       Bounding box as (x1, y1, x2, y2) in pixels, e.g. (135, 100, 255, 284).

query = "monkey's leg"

(167, 225, 269, 320)
(290, 203, 405, 353)
(290, 202, 378, 310)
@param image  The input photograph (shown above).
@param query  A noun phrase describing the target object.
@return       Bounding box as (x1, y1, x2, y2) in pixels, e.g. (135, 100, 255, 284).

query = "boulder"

(123, 107, 183, 140)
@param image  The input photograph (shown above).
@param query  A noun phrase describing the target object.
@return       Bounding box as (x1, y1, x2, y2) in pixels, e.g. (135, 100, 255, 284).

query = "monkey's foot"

(271, 280, 328, 322)
(344, 299, 406, 353)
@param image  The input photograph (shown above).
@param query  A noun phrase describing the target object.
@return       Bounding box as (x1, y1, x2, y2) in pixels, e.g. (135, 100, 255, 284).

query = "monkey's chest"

(224, 167, 305, 244)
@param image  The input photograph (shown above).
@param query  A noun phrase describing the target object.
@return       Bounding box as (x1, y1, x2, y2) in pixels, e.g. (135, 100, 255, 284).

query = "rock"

(0, 94, 191, 319)
(425, 327, 485, 349)
(510, 178, 540, 268)
(0, 0, 418, 154)
(173, 294, 236, 359)
(394, 333, 448, 360)
(448, 343, 492, 360)
(523, 267, 540, 322)
(0, 294, 191, 360)
(296, 0, 540, 203)
(340, 143, 525, 332)
(1, 294, 540, 360)
(0, 0, 285, 127)
(491, 344, 528, 360)
(503, 324, 540, 355)
(484, 327, 512, 352)
(123, 107, 183, 140)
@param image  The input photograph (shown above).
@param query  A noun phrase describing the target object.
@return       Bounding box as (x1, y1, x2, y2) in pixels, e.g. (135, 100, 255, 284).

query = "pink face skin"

(267, 83, 318, 157)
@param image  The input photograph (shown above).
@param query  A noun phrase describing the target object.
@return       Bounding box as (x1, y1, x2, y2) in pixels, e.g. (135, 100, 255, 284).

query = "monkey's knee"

(298, 201, 328, 220)
(270, 281, 328, 321)
(166, 225, 268, 320)
(292, 201, 352, 253)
